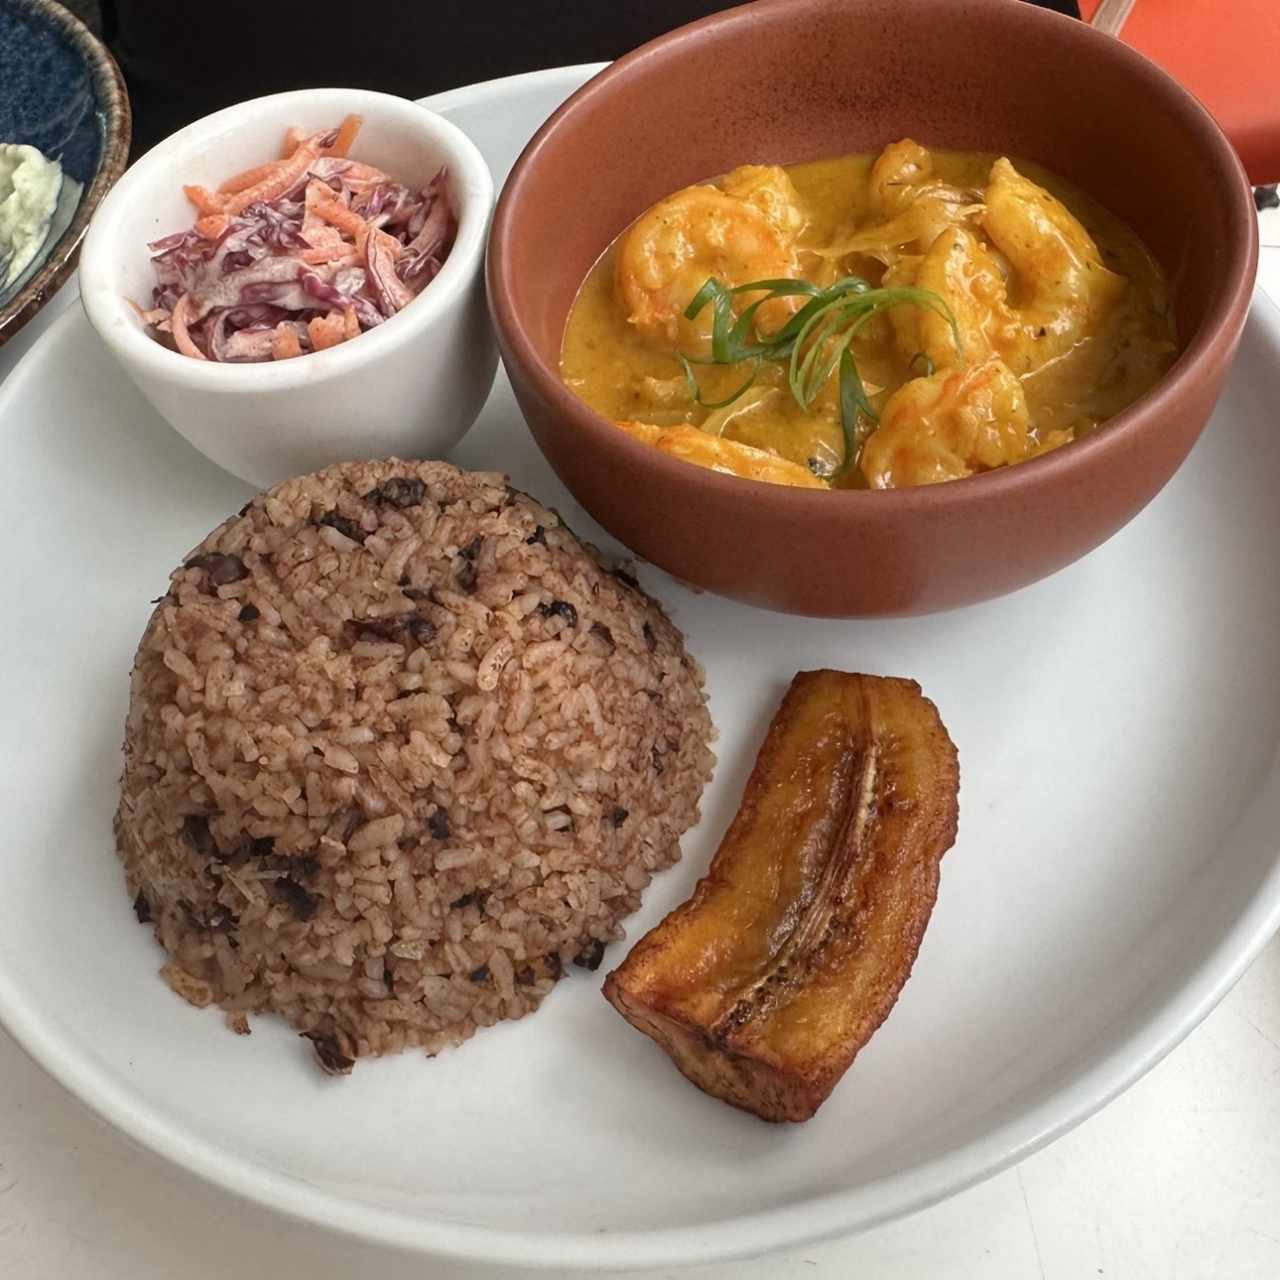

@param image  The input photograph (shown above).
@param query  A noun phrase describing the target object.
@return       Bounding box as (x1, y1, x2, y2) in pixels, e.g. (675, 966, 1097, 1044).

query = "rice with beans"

(114, 459, 715, 1072)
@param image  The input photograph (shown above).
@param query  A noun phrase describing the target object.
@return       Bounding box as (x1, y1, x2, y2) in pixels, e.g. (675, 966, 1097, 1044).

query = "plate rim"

(1, 66, 1279, 1271)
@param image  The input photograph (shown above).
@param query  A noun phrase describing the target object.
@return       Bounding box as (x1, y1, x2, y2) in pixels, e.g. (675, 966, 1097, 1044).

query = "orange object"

(312, 197, 370, 239)
(193, 213, 229, 240)
(280, 126, 307, 159)
(1079, 0, 1280, 182)
(170, 295, 206, 360)
(326, 113, 364, 159)
(224, 143, 319, 216)
(307, 312, 348, 351)
(217, 161, 283, 196)
(182, 184, 226, 215)
(270, 325, 304, 360)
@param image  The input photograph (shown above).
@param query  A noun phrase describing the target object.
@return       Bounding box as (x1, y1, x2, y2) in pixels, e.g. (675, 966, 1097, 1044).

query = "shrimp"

(821, 140, 982, 266)
(721, 164, 807, 240)
(614, 420, 826, 489)
(615, 179, 800, 350)
(868, 138, 934, 217)
(981, 158, 1127, 371)
(859, 358, 1033, 489)
(887, 225, 1017, 368)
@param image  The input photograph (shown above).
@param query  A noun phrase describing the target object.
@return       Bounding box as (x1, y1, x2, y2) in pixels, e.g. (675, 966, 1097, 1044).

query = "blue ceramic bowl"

(0, 0, 130, 344)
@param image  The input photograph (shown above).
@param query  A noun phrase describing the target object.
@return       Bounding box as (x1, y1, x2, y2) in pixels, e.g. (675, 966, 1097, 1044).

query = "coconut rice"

(114, 459, 715, 1072)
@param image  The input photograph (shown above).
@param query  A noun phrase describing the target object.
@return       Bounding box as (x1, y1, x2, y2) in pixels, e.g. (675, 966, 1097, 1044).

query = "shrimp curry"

(560, 141, 1175, 490)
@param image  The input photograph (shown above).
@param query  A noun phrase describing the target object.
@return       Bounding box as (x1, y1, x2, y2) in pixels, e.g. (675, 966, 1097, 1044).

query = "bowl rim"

(488, 0, 1260, 512)
(79, 87, 494, 388)
(0, 0, 131, 345)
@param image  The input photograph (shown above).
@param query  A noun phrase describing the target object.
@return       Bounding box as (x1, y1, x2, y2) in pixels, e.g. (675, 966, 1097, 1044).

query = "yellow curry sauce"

(560, 142, 1175, 489)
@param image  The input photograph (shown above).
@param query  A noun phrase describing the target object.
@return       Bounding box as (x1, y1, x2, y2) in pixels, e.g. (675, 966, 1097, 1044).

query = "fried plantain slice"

(603, 671, 960, 1122)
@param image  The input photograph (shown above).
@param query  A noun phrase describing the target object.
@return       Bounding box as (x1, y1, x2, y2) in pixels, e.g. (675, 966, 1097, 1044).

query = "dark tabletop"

(99, 0, 1082, 157)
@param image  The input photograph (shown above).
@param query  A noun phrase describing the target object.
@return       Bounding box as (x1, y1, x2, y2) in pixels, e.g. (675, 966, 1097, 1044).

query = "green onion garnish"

(679, 277, 960, 478)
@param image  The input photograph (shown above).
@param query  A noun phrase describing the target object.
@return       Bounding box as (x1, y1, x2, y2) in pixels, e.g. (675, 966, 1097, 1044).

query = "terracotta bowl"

(488, 0, 1257, 617)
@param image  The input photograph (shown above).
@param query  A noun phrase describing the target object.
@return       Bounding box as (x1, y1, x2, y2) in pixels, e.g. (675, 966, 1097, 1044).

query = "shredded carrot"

(299, 245, 356, 266)
(271, 325, 304, 360)
(351, 219, 405, 263)
(194, 213, 229, 240)
(138, 116, 450, 363)
(225, 143, 319, 216)
(312, 197, 369, 239)
(325, 114, 363, 158)
(331, 160, 391, 185)
(127, 299, 171, 326)
(308, 311, 348, 351)
(218, 161, 283, 195)
(301, 179, 346, 252)
(183, 184, 227, 215)
(171, 295, 207, 360)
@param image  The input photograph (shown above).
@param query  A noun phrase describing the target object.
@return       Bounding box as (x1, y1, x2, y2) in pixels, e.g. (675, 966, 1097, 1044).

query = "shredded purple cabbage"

(139, 140, 456, 362)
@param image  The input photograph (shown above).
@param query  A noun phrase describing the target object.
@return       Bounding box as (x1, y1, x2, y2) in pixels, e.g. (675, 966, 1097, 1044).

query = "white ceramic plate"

(1, 66, 1279, 1273)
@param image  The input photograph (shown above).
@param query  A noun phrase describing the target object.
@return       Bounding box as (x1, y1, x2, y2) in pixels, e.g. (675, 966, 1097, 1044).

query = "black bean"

(428, 808, 451, 840)
(458, 535, 483, 560)
(610, 807, 629, 828)
(270, 877, 319, 921)
(223, 833, 277, 867)
(1254, 184, 1279, 212)
(206, 906, 238, 934)
(365, 477, 426, 508)
(611, 567, 641, 591)
(237, 603, 260, 623)
(642, 622, 657, 652)
(302, 1030, 355, 1076)
(344, 616, 406, 644)
(316, 511, 367, 544)
(451, 889, 485, 910)
(407, 615, 436, 647)
(591, 622, 616, 652)
(469, 963, 490, 983)
(184, 552, 248, 587)
(253, 850, 318, 878)
(525, 525, 547, 547)
(573, 939, 606, 971)
(181, 815, 217, 858)
(132, 891, 153, 924)
(455, 559, 478, 592)
(539, 600, 578, 628)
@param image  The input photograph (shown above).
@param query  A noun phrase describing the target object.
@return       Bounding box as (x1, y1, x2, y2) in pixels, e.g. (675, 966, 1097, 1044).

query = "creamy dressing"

(0, 143, 67, 296)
